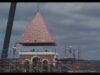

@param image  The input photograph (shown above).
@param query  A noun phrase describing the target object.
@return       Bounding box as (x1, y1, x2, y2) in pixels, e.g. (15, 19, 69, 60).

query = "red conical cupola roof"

(18, 11, 56, 46)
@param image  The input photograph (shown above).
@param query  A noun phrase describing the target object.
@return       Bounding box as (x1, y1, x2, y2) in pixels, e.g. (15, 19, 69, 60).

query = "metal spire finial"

(37, 2, 39, 12)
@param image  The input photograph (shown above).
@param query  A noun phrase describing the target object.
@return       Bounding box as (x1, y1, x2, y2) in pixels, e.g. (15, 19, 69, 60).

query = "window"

(24, 60, 30, 72)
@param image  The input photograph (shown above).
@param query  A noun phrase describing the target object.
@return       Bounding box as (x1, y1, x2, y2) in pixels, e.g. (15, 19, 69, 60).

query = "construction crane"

(1, 2, 17, 59)
(0, 3, 17, 72)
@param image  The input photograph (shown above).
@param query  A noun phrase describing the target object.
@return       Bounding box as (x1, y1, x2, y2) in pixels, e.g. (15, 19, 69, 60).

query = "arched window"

(24, 60, 30, 72)
(32, 57, 39, 67)
(32, 57, 41, 72)
(42, 60, 49, 72)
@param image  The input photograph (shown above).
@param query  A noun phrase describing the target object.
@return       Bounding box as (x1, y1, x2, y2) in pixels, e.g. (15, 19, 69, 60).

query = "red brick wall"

(19, 54, 55, 64)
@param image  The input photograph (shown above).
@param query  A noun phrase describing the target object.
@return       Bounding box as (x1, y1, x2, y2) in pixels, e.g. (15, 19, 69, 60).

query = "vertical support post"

(73, 48, 76, 62)
(72, 46, 80, 73)
(65, 45, 67, 58)
(77, 46, 80, 62)
(77, 46, 80, 72)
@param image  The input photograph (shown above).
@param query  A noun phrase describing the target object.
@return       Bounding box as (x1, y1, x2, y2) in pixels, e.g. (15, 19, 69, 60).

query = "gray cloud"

(73, 3, 100, 18)
(1, 3, 100, 60)
(0, 3, 10, 18)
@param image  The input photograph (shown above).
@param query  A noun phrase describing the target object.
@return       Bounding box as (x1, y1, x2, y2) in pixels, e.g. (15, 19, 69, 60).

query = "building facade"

(19, 51, 58, 72)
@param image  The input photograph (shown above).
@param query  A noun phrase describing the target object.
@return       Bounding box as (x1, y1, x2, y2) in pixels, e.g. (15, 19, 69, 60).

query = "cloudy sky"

(1, 2, 100, 60)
